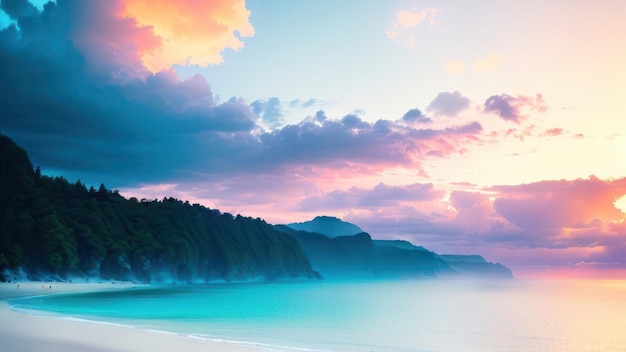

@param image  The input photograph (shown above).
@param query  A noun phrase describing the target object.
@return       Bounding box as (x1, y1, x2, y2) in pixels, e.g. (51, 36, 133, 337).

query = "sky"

(1, 0, 626, 279)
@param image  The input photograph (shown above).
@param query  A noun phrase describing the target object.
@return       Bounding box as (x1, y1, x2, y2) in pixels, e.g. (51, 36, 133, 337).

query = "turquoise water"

(9, 280, 626, 351)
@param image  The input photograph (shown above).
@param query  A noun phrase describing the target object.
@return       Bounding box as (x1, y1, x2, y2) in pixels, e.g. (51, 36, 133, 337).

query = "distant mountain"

(440, 254, 488, 263)
(373, 239, 428, 252)
(275, 226, 454, 279)
(278, 218, 513, 279)
(440, 255, 514, 278)
(286, 216, 364, 238)
(0, 134, 320, 283)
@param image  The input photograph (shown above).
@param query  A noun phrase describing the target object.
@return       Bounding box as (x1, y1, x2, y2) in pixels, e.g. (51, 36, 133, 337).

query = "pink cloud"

(492, 176, 626, 230)
(542, 127, 563, 136)
(327, 176, 626, 276)
(299, 182, 444, 211)
(63, 0, 159, 80)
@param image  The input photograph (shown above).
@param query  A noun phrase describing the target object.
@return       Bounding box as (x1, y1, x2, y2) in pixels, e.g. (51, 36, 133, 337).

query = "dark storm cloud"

(1, 0, 38, 19)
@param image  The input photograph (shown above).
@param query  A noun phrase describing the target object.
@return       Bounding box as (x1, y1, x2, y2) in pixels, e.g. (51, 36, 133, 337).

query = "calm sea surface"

(9, 280, 626, 352)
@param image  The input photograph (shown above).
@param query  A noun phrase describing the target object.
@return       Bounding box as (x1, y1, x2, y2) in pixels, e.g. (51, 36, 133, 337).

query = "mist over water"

(10, 280, 626, 352)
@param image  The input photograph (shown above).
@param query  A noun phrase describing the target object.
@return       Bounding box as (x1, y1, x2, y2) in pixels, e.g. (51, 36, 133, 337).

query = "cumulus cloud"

(477, 176, 626, 270)
(4, 0, 254, 77)
(254, 115, 482, 173)
(449, 191, 521, 239)
(484, 93, 547, 123)
(342, 192, 522, 255)
(337, 176, 626, 273)
(395, 8, 441, 28)
(300, 182, 444, 211)
(251, 97, 284, 128)
(492, 176, 626, 231)
(386, 7, 440, 47)
(427, 91, 471, 117)
(401, 108, 431, 124)
(120, 0, 254, 72)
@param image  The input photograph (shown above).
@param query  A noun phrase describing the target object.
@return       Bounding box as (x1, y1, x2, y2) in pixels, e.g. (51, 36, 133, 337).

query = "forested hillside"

(0, 134, 319, 282)
(278, 221, 513, 279)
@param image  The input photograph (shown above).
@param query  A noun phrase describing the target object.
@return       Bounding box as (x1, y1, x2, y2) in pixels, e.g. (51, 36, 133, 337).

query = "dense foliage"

(0, 134, 319, 282)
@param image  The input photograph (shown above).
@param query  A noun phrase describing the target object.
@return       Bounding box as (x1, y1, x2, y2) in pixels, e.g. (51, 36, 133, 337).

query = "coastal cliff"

(280, 217, 513, 279)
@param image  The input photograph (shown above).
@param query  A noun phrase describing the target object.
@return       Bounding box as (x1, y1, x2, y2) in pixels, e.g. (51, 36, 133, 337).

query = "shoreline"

(0, 281, 268, 352)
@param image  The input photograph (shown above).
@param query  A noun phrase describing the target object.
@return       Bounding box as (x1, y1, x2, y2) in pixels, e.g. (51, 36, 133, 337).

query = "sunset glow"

(1, 0, 626, 278)
(614, 195, 626, 215)
(121, 0, 254, 72)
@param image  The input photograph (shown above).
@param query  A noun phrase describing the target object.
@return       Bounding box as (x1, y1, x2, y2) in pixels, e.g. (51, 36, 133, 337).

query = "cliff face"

(0, 134, 320, 283)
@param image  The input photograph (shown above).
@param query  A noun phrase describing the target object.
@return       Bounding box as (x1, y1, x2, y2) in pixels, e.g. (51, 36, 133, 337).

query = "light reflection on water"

(10, 280, 626, 352)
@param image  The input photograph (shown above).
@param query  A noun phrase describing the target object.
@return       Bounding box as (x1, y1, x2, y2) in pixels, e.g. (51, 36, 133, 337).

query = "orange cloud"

(386, 7, 440, 47)
(120, 0, 255, 72)
(395, 8, 440, 28)
(473, 51, 504, 72)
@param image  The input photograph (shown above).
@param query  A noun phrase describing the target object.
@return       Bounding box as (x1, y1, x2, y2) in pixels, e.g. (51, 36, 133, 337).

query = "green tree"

(37, 213, 78, 273)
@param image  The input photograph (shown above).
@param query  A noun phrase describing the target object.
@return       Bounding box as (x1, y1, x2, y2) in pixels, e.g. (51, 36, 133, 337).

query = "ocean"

(9, 279, 626, 352)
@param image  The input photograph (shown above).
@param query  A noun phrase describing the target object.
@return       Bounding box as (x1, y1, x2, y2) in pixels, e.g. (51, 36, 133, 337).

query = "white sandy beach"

(0, 282, 266, 352)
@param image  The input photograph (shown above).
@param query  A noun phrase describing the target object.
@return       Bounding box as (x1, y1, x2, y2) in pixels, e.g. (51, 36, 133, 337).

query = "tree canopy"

(0, 134, 319, 282)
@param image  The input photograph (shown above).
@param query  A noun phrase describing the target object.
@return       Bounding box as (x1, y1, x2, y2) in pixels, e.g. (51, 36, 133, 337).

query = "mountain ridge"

(279, 217, 513, 279)
(286, 216, 364, 238)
